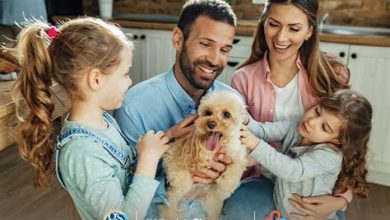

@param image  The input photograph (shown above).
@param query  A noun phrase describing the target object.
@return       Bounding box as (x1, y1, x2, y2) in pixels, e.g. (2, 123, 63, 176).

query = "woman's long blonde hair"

(12, 17, 131, 189)
(239, 0, 349, 96)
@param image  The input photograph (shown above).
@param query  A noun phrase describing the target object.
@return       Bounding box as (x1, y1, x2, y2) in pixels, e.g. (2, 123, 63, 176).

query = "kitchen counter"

(111, 19, 390, 47)
(53, 16, 390, 47)
(0, 81, 70, 150)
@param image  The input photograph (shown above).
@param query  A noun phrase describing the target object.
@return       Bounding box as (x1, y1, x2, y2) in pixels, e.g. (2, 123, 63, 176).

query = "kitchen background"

(81, 0, 390, 27)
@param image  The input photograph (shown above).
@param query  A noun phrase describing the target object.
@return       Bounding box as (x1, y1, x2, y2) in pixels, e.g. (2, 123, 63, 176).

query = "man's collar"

(165, 67, 217, 114)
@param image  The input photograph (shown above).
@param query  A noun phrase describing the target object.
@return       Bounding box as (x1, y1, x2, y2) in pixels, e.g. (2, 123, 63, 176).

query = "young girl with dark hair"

(241, 89, 372, 219)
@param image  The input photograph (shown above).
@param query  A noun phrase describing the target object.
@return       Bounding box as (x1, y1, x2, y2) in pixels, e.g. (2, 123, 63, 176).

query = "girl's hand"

(288, 193, 347, 220)
(240, 125, 260, 151)
(137, 130, 169, 162)
(165, 115, 197, 142)
(135, 130, 169, 178)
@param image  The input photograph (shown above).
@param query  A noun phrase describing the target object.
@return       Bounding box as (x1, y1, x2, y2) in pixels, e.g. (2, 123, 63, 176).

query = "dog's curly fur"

(161, 91, 248, 220)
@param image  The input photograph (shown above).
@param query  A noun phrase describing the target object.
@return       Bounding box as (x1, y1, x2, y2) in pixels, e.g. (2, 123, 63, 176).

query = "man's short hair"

(177, 0, 236, 40)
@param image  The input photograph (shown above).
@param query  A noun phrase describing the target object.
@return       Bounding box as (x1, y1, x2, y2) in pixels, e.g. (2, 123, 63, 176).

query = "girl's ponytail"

(12, 22, 55, 189)
(11, 17, 131, 189)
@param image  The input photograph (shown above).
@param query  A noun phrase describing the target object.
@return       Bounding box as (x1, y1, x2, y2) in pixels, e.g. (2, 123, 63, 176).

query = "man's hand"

(288, 193, 347, 220)
(191, 147, 232, 184)
(165, 115, 197, 142)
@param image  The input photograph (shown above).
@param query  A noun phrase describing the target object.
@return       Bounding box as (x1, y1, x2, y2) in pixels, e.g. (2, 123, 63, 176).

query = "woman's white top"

(273, 73, 304, 122)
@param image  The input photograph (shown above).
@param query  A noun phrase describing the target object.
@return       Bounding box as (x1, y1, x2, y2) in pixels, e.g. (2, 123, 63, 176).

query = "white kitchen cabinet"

(123, 28, 175, 84)
(321, 42, 390, 186)
(219, 57, 246, 84)
(219, 36, 252, 84)
(320, 42, 350, 65)
(141, 29, 176, 79)
(124, 28, 253, 85)
(123, 28, 143, 84)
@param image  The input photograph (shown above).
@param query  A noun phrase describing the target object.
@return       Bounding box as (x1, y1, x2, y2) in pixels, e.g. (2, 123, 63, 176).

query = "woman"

(229, 0, 351, 219)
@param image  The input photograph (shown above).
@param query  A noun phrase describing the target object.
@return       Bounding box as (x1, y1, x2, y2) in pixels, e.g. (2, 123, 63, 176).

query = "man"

(115, 0, 271, 219)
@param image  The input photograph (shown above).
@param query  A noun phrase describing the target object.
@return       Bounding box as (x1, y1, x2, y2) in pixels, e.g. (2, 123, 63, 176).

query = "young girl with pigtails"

(11, 17, 172, 220)
(241, 89, 372, 219)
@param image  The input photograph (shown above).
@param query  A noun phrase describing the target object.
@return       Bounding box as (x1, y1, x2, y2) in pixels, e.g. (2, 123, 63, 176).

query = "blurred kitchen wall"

(83, 0, 390, 27)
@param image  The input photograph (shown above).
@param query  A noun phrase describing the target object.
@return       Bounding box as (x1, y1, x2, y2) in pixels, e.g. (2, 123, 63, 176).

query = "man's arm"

(165, 115, 197, 142)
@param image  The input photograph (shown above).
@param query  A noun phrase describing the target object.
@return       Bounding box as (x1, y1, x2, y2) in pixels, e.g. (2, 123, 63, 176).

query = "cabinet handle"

(339, 51, 345, 58)
(351, 53, 358, 59)
(227, 61, 239, 67)
(233, 38, 240, 44)
(140, 34, 146, 40)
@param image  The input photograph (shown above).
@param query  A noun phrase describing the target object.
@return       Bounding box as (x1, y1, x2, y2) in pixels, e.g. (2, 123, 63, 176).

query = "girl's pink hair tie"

(47, 26, 60, 40)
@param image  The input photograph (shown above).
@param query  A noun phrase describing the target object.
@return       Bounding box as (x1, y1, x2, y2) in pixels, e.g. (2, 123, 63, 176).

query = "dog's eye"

(223, 111, 231, 119)
(204, 110, 213, 116)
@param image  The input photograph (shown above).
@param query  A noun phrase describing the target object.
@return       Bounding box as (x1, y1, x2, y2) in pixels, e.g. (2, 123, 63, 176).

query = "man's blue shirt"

(114, 67, 277, 220)
(114, 67, 234, 148)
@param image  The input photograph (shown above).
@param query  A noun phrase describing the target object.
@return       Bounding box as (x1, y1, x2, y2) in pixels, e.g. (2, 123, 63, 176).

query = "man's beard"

(178, 44, 224, 90)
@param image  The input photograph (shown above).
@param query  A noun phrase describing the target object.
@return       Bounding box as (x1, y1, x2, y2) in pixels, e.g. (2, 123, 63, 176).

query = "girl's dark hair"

(239, 0, 349, 96)
(177, 0, 236, 40)
(12, 17, 132, 189)
(320, 89, 372, 198)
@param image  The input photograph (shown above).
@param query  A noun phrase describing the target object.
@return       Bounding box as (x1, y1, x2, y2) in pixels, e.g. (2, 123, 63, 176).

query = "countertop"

(53, 16, 390, 47)
(111, 19, 390, 47)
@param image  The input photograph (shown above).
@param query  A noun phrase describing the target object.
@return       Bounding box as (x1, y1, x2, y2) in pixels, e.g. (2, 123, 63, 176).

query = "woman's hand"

(165, 115, 197, 142)
(288, 193, 347, 220)
(240, 125, 260, 152)
(191, 147, 232, 184)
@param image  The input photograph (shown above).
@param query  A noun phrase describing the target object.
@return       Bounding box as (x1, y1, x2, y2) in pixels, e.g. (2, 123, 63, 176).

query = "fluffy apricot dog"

(161, 91, 248, 220)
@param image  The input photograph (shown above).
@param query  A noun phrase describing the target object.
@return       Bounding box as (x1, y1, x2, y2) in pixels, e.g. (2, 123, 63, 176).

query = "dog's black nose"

(207, 121, 216, 129)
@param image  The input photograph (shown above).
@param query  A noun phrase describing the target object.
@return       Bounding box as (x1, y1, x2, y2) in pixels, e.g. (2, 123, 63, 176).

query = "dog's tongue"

(206, 132, 220, 151)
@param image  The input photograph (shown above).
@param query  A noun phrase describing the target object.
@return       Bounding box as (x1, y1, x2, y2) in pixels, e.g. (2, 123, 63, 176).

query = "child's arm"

(240, 119, 299, 178)
(250, 141, 342, 182)
(136, 130, 170, 177)
(241, 119, 299, 152)
(60, 133, 168, 219)
(241, 120, 342, 181)
(246, 118, 296, 143)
